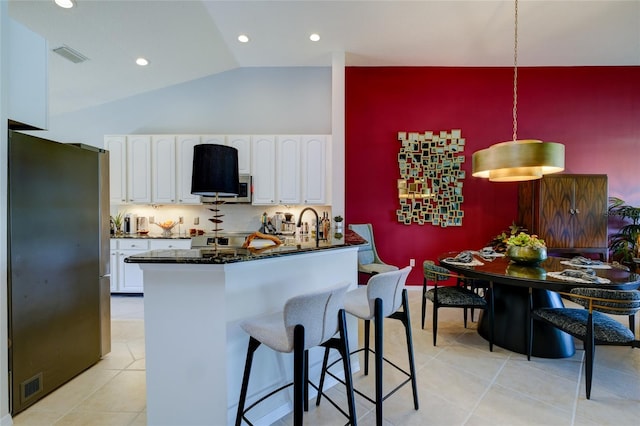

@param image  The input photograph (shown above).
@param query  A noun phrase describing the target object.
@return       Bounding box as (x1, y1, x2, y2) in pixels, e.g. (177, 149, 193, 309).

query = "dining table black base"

(478, 283, 575, 358)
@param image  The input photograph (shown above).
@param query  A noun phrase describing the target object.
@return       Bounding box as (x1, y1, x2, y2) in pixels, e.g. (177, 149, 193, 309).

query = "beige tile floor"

(12, 290, 640, 426)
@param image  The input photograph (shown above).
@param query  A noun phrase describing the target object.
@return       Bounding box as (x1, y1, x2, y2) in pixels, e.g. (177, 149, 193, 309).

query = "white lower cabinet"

(111, 239, 190, 293)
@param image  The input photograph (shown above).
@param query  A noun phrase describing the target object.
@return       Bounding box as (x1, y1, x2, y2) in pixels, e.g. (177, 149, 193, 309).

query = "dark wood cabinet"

(518, 174, 608, 260)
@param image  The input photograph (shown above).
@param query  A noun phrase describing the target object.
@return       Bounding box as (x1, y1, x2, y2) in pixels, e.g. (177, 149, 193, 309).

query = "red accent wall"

(345, 66, 640, 285)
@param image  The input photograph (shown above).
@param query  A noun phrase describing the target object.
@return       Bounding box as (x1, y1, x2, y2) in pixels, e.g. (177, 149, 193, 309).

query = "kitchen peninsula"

(125, 235, 363, 425)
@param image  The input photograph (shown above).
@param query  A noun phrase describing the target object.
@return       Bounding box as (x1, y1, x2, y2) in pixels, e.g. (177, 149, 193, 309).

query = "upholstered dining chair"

(528, 287, 640, 399)
(348, 223, 398, 277)
(423, 261, 494, 350)
(236, 281, 357, 426)
(317, 266, 418, 426)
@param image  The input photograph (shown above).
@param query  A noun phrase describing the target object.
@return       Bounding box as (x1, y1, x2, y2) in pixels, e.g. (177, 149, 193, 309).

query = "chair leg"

(421, 277, 427, 329)
(364, 319, 371, 375)
(526, 288, 533, 361)
(585, 314, 595, 400)
(293, 325, 305, 426)
(432, 300, 439, 346)
(401, 289, 419, 410)
(630, 314, 636, 336)
(463, 306, 468, 328)
(488, 281, 494, 352)
(236, 337, 261, 426)
(374, 298, 384, 426)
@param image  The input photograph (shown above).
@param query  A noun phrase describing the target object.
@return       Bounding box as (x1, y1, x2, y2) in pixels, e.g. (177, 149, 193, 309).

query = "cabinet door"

(227, 135, 252, 175)
(572, 175, 608, 248)
(176, 136, 202, 204)
(120, 250, 146, 293)
(105, 135, 127, 204)
(110, 249, 119, 292)
(538, 176, 575, 248)
(201, 134, 226, 145)
(151, 135, 176, 204)
(301, 135, 327, 205)
(251, 135, 277, 205)
(127, 135, 152, 203)
(276, 136, 301, 204)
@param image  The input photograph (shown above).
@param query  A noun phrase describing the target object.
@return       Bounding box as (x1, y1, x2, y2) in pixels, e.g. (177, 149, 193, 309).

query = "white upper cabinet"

(151, 135, 176, 204)
(106, 133, 328, 206)
(127, 135, 152, 203)
(301, 135, 328, 205)
(105, 135, 127, 204)
(226, 135, 252, 175)
(251, 135, 277, 205)
(8, 19, 48, 130)
(201, 135, 226, 145)
(276, 136, 301, 205)
(176, 135, 202, 204)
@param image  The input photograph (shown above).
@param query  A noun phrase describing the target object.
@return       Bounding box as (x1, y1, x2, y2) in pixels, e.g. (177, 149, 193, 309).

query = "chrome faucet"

(297, 207, 320, 247)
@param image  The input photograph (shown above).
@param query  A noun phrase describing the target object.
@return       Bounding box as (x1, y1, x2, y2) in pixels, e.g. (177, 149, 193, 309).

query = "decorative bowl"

(506, 245, 547, 265)
(155, 220, 178, 237)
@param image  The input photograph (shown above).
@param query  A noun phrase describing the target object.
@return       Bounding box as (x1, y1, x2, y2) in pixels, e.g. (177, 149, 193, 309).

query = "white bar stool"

(235, 281, 357, 426)
(317, 267, 418, 426)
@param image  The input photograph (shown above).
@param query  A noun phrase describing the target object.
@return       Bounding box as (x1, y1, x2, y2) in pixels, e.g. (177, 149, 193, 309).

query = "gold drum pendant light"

(472, 0, 564, 182)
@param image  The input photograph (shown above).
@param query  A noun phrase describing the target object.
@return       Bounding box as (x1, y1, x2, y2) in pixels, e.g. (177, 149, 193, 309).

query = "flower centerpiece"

(506, 232, 548, 265)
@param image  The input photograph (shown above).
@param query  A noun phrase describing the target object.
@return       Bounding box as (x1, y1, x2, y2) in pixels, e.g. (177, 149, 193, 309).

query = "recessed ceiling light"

(54, 0, 75, 9)
(238, 34, 250, 43)
(309, 33, 320, 42)
(136, 57, 149, 66)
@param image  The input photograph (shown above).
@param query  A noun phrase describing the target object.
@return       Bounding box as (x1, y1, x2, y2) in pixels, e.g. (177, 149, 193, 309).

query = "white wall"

(0, 2, 11, 423)
(35, 67, 332, 148)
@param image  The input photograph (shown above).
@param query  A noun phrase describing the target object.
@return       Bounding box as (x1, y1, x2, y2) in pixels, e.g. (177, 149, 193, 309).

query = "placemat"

(560, 260, 612, 270)
(547, 270, 611, 284)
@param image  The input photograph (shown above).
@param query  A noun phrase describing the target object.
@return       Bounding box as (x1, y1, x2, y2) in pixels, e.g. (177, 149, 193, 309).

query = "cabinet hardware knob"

(575, 209, 580, 214)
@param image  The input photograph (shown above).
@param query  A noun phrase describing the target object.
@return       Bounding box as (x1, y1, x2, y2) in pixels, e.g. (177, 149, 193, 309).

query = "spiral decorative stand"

(208, 194, 225, 253)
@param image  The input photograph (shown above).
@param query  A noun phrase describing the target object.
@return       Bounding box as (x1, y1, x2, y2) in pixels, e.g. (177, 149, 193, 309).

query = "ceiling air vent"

(53, 45, 88, 63)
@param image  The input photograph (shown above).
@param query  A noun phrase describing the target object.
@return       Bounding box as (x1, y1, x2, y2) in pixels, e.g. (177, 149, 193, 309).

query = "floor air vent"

(20, 373, 43, 403)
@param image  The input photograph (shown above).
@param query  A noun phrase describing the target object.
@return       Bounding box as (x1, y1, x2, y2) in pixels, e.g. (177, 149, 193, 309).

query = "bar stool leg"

(374, 298, 383, 426)
(338, 309, 357, 425)
(400, 289, 419, 410)
(363, 319, 371, 375)
(236, 337, 261, 426)
(293, 324, 305, 426)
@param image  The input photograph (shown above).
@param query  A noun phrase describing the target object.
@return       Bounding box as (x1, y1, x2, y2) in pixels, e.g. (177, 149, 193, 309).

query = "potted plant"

(608, 197, 640, 269)
(506, 232, 547, 265)
(111, 212, 124, 235)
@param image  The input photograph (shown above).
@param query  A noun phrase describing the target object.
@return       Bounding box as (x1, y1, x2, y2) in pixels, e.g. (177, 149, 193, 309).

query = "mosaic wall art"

(396, 130, 465, 227)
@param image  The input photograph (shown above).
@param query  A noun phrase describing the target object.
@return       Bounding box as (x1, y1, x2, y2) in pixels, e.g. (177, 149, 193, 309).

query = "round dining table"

(438, 253, 640, 358)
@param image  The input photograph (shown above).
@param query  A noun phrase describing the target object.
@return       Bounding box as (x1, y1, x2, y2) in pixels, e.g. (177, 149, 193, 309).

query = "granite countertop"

(124, 229, 366, 265)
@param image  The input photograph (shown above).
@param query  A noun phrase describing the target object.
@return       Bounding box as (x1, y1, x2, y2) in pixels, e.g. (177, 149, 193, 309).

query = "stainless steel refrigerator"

(7, 130, 111, 415)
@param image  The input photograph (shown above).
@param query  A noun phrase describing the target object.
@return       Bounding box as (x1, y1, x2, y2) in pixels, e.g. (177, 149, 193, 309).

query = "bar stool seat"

(317, 267, 418, 426)
(236, 281, 357, 426)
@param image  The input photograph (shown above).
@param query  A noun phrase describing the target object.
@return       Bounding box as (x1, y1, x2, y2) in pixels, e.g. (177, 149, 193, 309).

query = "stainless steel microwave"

(201, 174, 252, 204)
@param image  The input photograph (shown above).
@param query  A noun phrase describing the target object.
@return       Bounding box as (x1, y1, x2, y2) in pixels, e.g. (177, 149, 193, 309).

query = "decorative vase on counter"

(506, 245, 547, 266)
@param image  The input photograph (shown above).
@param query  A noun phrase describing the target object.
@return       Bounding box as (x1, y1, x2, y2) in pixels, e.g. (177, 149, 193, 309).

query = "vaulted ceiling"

(9, 0, 640, 115)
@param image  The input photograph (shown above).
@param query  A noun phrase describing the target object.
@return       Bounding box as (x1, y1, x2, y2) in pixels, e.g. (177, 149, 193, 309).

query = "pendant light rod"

(471, 0, 565, 182)
(512, 0, 519, 142)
